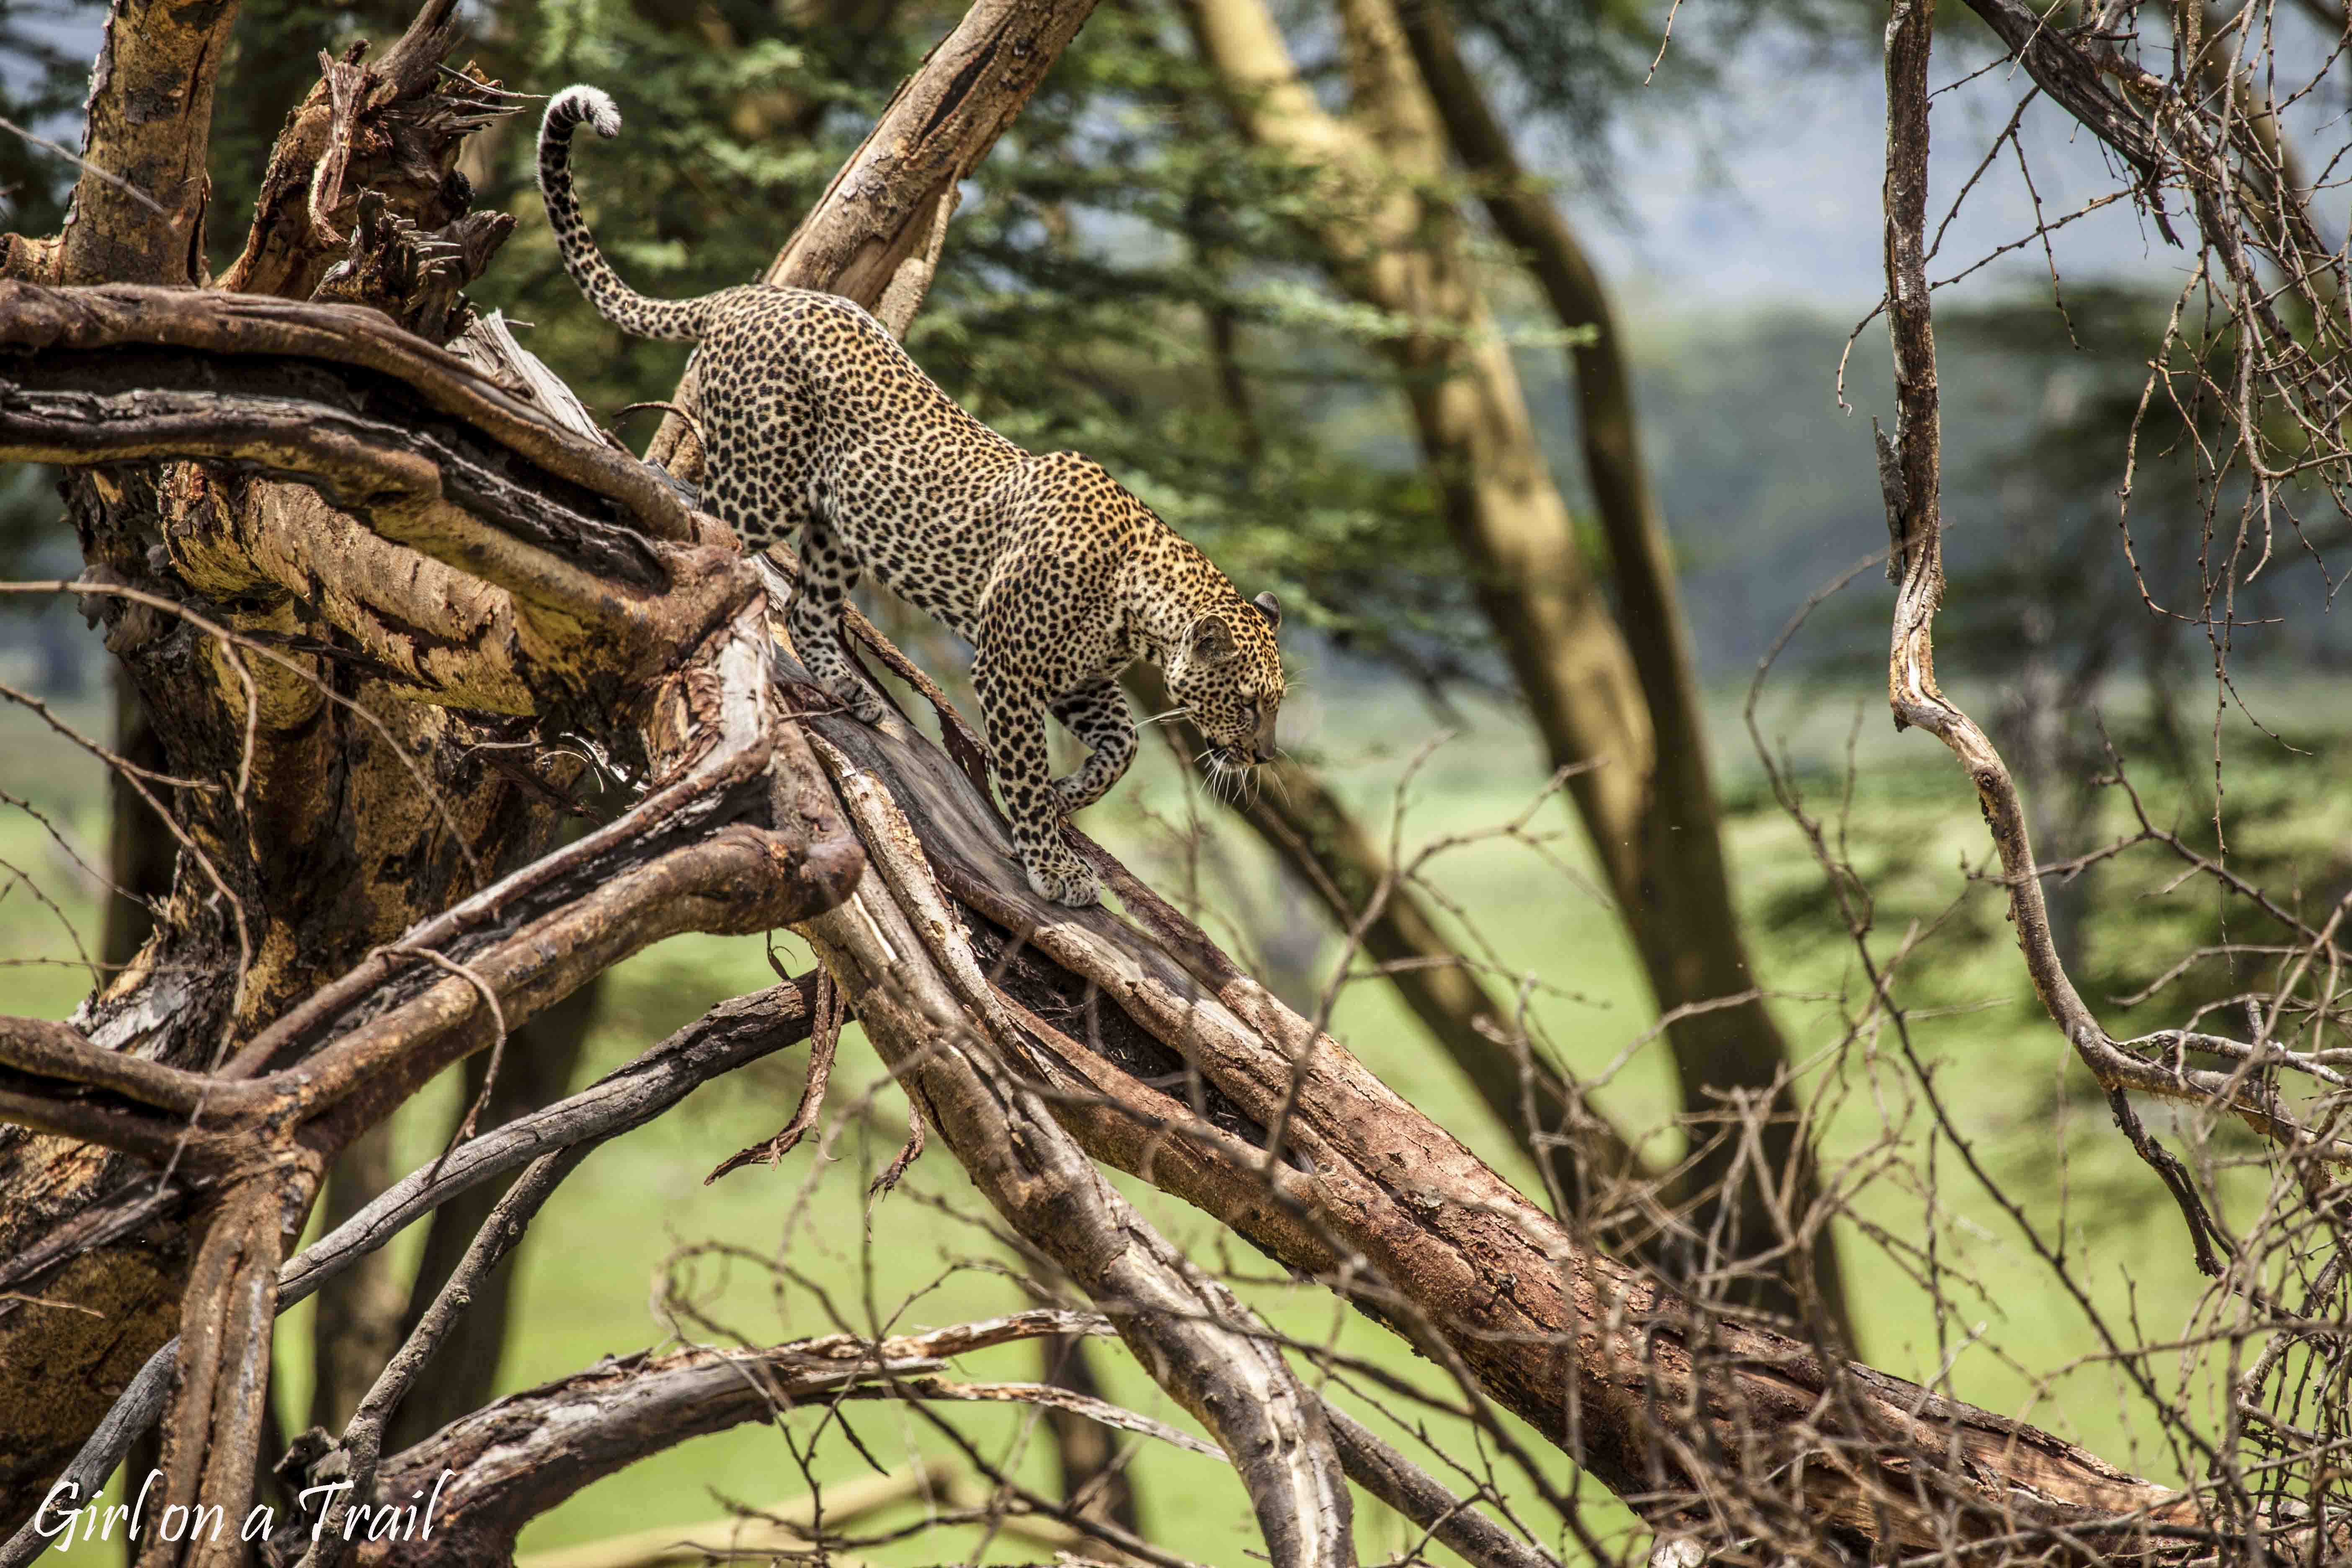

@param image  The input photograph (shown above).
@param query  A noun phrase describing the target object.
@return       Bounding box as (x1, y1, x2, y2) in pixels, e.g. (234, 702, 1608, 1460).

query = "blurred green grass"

(6, 663, 2340, 1564)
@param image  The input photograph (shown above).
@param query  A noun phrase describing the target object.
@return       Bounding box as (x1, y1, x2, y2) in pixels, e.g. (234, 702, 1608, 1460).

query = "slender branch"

(1878, 0, 2352, 1190)
(301, 1144, 591, 1568)
(1321, 1406, 1561, 1568)
(1127, 666, 1659, 1230)
(357, 1311, 1116, 1564)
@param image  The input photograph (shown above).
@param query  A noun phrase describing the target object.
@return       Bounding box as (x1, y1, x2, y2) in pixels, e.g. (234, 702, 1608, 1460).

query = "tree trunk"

(0, 2, 703, 1518)
(1181, 0, 1846, 1327)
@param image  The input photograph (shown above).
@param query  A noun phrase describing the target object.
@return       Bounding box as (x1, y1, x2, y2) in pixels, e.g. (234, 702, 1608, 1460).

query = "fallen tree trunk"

(773, 601, 2263, 1564)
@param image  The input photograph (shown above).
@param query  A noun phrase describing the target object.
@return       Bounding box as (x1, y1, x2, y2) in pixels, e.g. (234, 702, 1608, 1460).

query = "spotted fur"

(540, 86, 1285, 906)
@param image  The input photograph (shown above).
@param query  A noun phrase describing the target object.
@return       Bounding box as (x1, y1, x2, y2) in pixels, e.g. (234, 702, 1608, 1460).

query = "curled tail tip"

(544, 84, 622, 141)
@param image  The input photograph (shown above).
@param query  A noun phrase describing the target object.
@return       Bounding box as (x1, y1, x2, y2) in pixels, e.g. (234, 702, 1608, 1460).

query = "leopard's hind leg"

(703, 457, 884, 723)
(787, 521, 887, 724)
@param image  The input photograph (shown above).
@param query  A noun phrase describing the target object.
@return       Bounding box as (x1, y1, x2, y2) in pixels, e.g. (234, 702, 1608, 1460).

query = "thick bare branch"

(39, 0, 245, 286)
(0, 284, 750, 689)
(786, 600, 2313, 1561)
(218, 0, 508, 312)
(1959, 0, 2170, 188)
(0, 284, 713, 547)
(354, 1311, 1114, 1565)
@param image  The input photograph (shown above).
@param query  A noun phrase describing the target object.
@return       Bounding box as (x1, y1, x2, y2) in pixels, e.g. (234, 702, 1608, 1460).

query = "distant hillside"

(1508, 294, 2349, 681)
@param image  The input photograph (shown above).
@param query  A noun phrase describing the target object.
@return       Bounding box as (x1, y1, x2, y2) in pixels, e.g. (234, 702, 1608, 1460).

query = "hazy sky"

(1576, 31, 2270, 312)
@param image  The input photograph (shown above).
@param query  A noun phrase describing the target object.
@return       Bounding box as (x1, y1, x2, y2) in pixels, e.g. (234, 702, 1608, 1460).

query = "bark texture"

(38, 0, 246, 287)
(0, 10, 576, 1511)
(0, 282, 855, 1536)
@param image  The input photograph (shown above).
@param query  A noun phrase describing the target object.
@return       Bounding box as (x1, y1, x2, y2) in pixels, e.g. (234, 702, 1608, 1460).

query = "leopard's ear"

(1189, 617, 1239, 663)
(1251, 591, 1282, 632)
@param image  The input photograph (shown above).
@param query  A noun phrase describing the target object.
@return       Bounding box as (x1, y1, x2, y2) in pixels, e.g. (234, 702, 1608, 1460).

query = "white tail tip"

(548, 85, 622, 139)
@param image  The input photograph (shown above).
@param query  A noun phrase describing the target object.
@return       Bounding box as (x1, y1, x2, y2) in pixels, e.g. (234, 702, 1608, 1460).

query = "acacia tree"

(4, 0, 2352, 1564)
(1178, 0, 1852, 1330)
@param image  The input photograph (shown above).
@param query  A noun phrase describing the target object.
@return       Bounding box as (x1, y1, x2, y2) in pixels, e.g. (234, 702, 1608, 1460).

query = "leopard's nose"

(1252, 745, 1277, 765)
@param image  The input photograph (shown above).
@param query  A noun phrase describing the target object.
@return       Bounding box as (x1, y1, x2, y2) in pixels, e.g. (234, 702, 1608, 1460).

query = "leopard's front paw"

(1024, 848, 1099, 908)
(824, 675, 888, 726)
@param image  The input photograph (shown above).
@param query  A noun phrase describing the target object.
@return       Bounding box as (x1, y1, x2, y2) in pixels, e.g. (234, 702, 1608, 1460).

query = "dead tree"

(3, 0, 2352, 1563)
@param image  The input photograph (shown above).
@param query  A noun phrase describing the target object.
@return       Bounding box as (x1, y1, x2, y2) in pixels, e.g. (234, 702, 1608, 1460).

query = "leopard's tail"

(537, 86, 714, 342)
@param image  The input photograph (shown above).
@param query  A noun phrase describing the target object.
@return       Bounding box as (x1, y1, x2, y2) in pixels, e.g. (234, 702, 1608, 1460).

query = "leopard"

(539, 85, 1286, 908)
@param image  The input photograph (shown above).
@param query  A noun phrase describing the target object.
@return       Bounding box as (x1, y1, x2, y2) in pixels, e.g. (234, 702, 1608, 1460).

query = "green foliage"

(0, 0, 89, 240)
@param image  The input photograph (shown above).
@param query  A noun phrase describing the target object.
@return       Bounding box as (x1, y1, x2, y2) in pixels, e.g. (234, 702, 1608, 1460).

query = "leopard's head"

(1168, 591, 1286, 774)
